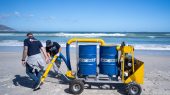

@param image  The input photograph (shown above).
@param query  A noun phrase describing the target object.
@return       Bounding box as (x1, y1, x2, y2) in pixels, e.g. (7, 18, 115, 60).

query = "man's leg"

(53, 61, 60, 74)
(33, 68, 44, 90)
(35, 70, 43, 79)
(26, 63, 39, 83)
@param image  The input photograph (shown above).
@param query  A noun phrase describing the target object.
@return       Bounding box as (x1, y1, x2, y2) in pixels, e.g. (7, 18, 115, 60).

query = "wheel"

(98, 85, 102, 89)
(127, 82, 142, 95)
(69, 79, 84, 94)
(109, 84, 113, 89)
(87, 84, 91, 89)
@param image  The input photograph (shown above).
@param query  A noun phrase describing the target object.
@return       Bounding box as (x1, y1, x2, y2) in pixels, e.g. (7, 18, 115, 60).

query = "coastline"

(1, 46, 170, 56)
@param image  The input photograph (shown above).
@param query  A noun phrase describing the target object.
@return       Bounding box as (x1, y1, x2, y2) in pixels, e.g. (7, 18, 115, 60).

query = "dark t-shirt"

(46, 42, 60, 56)
(24, 37, 43, 56)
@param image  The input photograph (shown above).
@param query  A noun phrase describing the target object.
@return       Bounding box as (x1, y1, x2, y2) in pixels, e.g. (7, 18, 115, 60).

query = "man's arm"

(55, 42, 61, 53)
(21, 46, 28, 65)
(22, 46, 28, 60)
(40, 47, 49, 63)
(59, 47, 61, 52)
(47, 52, 51, 58)
(46, 47, 51, 58)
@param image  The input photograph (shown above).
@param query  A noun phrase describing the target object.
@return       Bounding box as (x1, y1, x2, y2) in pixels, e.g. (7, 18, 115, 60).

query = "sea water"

(0, 31, 170, 51)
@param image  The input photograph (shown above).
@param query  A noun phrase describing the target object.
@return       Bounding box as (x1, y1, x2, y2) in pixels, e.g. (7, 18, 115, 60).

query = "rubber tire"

(87, 84, 91, 89)
(127, 83, 142, 95)
(69, 79, 84, 94)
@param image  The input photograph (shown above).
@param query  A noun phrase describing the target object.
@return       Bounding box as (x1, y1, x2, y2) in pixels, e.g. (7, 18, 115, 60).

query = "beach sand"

(0, 49, 170, 95)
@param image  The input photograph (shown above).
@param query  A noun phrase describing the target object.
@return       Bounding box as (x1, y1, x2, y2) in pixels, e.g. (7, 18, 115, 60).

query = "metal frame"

(39, 38, 144, 95)
(119, 45, 135, 83)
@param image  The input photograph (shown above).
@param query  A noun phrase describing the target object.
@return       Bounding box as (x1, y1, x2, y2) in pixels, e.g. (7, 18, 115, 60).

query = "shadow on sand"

(12, 75, 34, 88)
(48, 71, 70, 84)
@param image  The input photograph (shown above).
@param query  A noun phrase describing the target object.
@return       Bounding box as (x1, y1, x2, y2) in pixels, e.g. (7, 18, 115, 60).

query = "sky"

(0, 0, 170, 32)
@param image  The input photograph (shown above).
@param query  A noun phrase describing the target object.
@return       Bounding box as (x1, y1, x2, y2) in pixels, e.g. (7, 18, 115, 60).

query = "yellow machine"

(39, 38, 144, 95)
(118, 45, 144, 84)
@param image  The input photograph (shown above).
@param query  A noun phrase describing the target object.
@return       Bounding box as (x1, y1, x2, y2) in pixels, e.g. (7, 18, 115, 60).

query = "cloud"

(42, 16, 57, 22)
(47, 16, 56, 20)
(0, 11, 36, 20)
(28, 14, 34, 17)
(14, 11, 21, 17)
(0, 11, 21, 19)
(0, 14, 10, 19)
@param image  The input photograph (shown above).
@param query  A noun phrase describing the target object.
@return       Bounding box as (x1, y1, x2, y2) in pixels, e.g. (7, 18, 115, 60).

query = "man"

(21, 32, 49, 90)
(46, 40, 62, 75)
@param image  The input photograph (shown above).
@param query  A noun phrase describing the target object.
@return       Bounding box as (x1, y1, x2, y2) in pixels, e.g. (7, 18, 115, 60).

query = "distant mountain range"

(0, 24, 15, 32)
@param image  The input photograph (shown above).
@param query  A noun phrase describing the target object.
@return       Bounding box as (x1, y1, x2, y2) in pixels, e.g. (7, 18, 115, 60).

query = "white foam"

(0, 33, 127, 37)
(0, 33, 25, 36)
(165, 34, 170, 36)
(133, 44, 170, 50)
(0, 40, 170, 50)
(54, 33, 126, 37)
(147, 36, 156, 38)
(0, 40, 23, 46)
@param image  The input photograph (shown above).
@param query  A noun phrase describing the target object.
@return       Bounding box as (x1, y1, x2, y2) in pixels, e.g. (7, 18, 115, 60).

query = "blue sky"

(0, 0, 170, 32)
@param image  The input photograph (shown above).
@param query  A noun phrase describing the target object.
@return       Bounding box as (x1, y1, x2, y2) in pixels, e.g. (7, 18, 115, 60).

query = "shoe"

(33, 86, 40, 91)
(55, 73, 61, 78)
(33, 81, 41, 91)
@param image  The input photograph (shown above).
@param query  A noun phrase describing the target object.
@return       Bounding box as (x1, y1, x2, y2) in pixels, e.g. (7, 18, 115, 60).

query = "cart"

(39, 38, 144, 95)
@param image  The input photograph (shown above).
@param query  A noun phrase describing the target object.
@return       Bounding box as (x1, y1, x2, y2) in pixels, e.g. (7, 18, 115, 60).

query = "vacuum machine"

(39, 38, 144, 95)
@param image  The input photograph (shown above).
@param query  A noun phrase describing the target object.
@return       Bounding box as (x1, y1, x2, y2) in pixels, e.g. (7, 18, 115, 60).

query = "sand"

(0, 50, 170, 95)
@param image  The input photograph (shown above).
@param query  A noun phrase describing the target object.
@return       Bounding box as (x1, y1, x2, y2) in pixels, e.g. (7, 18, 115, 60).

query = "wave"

(54, 33, 127, 37)
(0, 33, 126, 37)
(0, 40, 23, 46)
(133, 44, 170, 50)
(1, 32, 170, 38)
(0, 40, 170, 50)
(164, 34, 170, 36)
(147, 36, 156, 38)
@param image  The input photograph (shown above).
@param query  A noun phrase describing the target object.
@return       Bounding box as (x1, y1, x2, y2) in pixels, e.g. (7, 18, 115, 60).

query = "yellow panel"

(123, 46, 134, 53)
(65, 70, 75, 79)
(116, 45, 121, 50)
(125, 63, 144, 84)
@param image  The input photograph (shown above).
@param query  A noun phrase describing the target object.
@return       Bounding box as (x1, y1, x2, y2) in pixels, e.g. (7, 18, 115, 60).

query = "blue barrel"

(79, 45, 97, 75)
(99, 46, 118, 76)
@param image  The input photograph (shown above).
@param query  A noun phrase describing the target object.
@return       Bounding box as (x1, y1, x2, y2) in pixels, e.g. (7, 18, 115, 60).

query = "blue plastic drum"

(78, 45, 97, 75)
(99, 46, 118, 76)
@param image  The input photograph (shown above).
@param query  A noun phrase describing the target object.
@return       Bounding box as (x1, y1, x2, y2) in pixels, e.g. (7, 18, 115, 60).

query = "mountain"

(0, 24, 15, 31)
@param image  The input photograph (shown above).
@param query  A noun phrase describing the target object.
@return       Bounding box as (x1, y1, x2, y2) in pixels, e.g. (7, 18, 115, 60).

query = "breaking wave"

(0, 40, 170, 50)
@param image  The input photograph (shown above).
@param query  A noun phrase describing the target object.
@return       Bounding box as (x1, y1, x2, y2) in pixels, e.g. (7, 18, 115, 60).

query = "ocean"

(0, 32, 170, 51)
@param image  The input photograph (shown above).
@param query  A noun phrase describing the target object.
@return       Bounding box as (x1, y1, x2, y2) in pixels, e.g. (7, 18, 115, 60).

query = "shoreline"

(1, 46, 170, 56)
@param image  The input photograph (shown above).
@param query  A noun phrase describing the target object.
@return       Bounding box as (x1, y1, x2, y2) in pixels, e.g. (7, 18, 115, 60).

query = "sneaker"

(33, 81, 41, 91)
(55, 73, 61, 78)
(33, 86, 40, 91)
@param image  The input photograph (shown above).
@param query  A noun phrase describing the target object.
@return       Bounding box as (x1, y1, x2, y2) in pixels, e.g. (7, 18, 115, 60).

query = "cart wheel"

(109, 85, 113, 89)
(98, 85, 102, 89)
(69, 79, 84, 94)
(127, 82, 142, 95)
(87, 84, 91, 89)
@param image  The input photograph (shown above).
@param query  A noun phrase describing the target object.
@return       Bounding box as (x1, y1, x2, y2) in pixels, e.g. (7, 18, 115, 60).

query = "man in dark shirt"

(21, 32, 49, 90)
(46, 40, 62, 75)
(46, 40, 61, 56)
